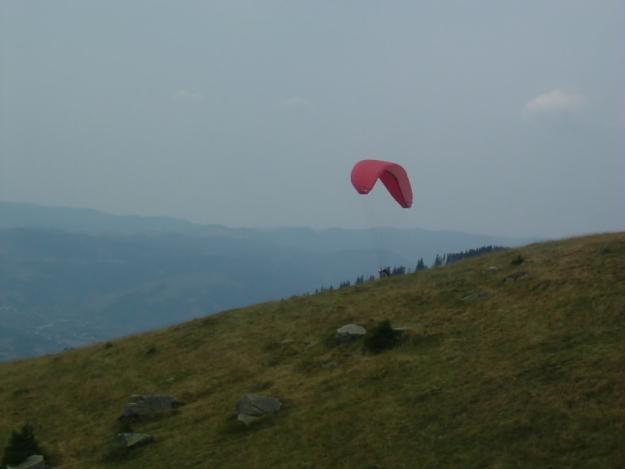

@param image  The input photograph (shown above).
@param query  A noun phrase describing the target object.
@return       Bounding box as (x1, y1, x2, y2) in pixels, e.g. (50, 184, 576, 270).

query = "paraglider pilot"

(379, 267, 391, 278)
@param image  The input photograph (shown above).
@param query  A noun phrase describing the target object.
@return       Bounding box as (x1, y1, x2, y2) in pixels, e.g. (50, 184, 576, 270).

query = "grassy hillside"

(1, 233, 624, 468)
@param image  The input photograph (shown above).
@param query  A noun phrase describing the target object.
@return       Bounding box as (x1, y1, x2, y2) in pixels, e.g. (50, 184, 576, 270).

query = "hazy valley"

(0, 202, 533, 361)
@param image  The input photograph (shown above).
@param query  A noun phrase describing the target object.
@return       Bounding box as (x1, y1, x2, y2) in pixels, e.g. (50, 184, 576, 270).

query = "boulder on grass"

(117, 432, 155, 448)
(7, 454, 45, 469)
(119, 394, 182, 421)
(503, 271, 529, 284)
(236, 394, 282, 425)
(335, 324, 366, 340)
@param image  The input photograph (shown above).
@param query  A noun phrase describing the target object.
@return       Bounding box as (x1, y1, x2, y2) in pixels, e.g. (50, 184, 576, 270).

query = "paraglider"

(378, 267, 392, 278)
(350, 159, 413, 208)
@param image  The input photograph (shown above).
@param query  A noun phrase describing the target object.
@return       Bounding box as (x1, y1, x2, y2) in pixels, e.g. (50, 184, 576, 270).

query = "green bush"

(363, 320, 400, 354)
(511, 255, 524, 266)
(1, 424, 44, 467)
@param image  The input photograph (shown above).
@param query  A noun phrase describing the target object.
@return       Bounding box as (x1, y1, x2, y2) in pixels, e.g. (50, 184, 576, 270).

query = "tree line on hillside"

(443, 245, 506, 265)
(313, 244, 507, 294)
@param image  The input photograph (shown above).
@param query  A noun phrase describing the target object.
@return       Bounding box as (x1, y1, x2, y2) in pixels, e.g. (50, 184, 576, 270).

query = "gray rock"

(118, 432, 155, 448)
(237, 414, 260, 425)
(336, 324, 366, 339)
(236, 394, 282, 425)
(504, 272, 529, 283)
(7, 455, 45, 469)
(119, 394, 182, 420)
(461, 292, 489, 302)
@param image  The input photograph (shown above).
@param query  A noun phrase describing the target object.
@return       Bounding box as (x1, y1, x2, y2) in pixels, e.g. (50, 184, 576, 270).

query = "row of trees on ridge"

(314, 245, 506, 293)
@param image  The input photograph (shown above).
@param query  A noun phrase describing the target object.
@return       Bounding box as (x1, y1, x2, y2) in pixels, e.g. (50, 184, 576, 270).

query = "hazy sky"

(1, 1, 624, 238)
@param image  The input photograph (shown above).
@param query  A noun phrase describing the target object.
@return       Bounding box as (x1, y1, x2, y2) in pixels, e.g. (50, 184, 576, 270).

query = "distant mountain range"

(0, 201, 536, 361)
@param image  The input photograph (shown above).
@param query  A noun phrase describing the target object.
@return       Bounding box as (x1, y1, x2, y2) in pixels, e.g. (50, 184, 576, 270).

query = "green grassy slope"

(1, 233, 624, 468)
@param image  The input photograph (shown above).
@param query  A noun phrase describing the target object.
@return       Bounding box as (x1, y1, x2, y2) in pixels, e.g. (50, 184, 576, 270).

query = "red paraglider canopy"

(350, 159, 413, 208)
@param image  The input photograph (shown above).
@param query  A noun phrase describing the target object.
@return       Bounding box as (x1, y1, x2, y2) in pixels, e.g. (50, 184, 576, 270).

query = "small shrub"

(511, 255, 524, 266)
(11, 388, 30, 398)
(144, 346, 157, 356)
(1, 424, 45, 467)
(363, 320, 400, 354)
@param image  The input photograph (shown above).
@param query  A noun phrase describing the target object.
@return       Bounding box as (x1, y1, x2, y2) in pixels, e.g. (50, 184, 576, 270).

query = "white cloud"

(280, 96, 312, 110)
(524, 89, 586, 117)
(173, 89, 204, 102)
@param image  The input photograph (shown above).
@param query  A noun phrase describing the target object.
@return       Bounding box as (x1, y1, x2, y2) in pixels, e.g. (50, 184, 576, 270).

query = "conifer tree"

(2, 424, 44, 467)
